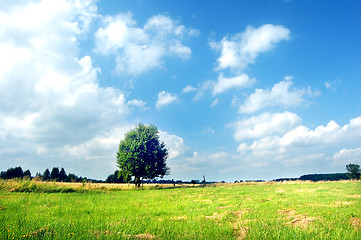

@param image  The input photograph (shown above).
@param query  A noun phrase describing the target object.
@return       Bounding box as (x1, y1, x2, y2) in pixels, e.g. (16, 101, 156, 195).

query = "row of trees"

(0, 166, 31, 179)
(0, 166, 100, 183)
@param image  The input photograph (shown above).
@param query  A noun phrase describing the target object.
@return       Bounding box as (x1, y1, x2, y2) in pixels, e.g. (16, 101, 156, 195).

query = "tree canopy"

(116, 123, 169, 187)
(346, 163, 360, 179)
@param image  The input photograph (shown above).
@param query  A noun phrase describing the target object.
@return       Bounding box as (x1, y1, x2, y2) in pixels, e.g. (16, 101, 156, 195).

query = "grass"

(0, 180, 360, 239)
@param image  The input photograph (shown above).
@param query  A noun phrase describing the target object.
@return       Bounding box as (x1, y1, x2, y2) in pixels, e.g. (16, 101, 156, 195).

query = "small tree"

(58, 168, 67, 182)
(43, 169, 50, 181)
(346, 163, 360, 179)
(5, 166, 23, 179)
(106, 170, 125, 183)
(116, 123, 169, 187)
(50, 167, 59, 181)
(23, 169, 31, 179)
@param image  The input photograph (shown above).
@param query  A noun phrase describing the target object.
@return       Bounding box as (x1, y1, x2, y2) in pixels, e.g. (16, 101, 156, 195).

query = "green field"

(0, 180, 360, 239)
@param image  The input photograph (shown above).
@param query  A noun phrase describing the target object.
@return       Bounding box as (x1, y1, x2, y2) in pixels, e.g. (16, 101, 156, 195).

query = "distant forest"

(0, 166, 102, 183)
(0, 166, 357, 183)
(273, 173, 349, 182)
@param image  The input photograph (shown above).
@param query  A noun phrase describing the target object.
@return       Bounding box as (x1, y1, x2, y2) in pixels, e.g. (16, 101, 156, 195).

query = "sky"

(0, 0, 360, 181)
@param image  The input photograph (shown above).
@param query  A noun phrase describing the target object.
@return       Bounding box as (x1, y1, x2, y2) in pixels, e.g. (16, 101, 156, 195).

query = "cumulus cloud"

(212, 73, 255, 95)
(155, 91, 179, 109)
(211, 24, 290, 71)
(229, 116, 361, 178)
(159, 131, 190, 160)
(94, 14, 197, 75)
(329, 147, 361, 165)
(182, 85, 197, 94)
(237, 116, 361, 159)
(127, 99, 148, 110)
(193, 73, 255, 101)
(0, 0, 141, 179)
(238, 78, 319, 114)
(232, 111, 302, 141)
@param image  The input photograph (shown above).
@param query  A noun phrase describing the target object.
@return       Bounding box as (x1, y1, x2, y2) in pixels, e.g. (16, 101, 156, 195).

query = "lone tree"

(116, 123, 169, 187)
(346, 163, 360, 179)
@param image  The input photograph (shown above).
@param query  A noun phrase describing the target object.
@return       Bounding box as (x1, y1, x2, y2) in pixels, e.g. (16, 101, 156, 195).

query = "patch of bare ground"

(233, 224, 248, 240)
(295, 188, 318, 193)
(233, 208, 251, 217)
(133, 233, 156, 239)
(169, 216, 187, 220)
(351, 217, 361, 230)
(307, 200, 353, 207)
(278, 209, 296, 217)
(205, 211, 230, 221)
(232, 209, 253, 239)
(92, 231, 156, 239)
(347, 195, 361, 198)
(278, 209, 316, 228)
(335, 200, 353, 206)
(287, 216, 316, 228)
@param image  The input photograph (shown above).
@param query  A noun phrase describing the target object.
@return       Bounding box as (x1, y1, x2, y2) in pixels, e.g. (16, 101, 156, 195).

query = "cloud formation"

(156, 91, 179, 109)
(94, 13, 198, 75)
(237, 116, 361, 160)
(211, 24, 290, 71)
(238, 77, 319, 114)
(0, 0, 142, 178)
(232, 111, 301, 141)
(212, 73, 255, 95)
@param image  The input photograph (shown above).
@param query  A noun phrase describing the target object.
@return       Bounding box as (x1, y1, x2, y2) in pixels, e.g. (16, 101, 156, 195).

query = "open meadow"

(0, 180, 360, 239)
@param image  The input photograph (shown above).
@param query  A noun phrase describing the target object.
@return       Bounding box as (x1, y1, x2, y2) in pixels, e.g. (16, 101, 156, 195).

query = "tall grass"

(0, 180, 360, 239)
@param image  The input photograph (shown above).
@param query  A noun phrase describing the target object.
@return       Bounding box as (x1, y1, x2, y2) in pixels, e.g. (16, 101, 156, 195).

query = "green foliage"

(58, 168, 67, 182)
(106, 170, 126, 183)
(50, 167, 60, 181)
(0, 166, 31, 179)
(117, 123, 169, 187)
(346, 163, 361, 179)
(42, 168, 50, 181)
(299, 173, 348, 181)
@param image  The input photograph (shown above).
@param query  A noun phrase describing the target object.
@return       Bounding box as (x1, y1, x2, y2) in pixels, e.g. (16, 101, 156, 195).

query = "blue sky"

(0, 0, 360, 181)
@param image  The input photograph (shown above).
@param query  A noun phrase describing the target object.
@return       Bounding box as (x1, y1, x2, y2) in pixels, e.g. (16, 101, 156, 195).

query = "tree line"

(0, 166, 101, 183)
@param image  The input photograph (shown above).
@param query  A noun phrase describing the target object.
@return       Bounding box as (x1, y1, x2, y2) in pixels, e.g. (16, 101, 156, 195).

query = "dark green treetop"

(346, 163, 360, 179)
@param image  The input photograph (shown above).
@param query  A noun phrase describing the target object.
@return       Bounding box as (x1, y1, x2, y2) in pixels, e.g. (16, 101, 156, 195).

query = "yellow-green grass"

(0, 180, 360, 239)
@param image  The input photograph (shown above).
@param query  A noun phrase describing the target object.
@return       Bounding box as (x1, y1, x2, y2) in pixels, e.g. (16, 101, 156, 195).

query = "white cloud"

(329, 147, 361, 165)
(182, 85, 197, 93)
(155, 91, 179, 109)
(159, 131, 190, 160)
(284, 75, 293, 81)
(0, 0, 141, 179)
(212, 73, 255, 95)
(324, 79, 341, 92)
(193, 73, 255, 101)
(94, 14, 197, 75)
(211, 98, 219, 107)
(127, 99, 148, 110)
(238, 78, 319, 114)
(212, 24, 290, 71)
(231, 116, 361, 178)
(237, 116, 361, 158)
(232, 111, 302, 141)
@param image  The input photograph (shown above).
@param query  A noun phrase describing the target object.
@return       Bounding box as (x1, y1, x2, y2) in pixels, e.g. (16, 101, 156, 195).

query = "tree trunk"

(135, 176, 141, 187)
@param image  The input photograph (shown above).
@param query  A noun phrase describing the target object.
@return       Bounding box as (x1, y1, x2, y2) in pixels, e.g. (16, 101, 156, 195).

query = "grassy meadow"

(0, 180, 360, 239)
